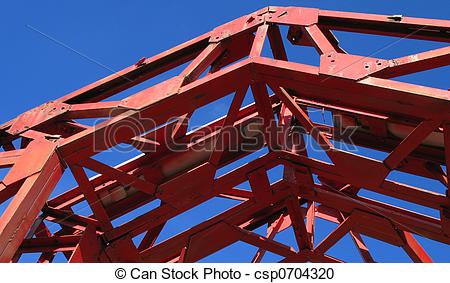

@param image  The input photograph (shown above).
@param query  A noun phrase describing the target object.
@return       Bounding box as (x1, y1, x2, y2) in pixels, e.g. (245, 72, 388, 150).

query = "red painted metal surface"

(0, 6, 449, 262)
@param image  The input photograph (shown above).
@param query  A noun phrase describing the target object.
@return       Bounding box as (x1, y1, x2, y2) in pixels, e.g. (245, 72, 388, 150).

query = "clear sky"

(0, 0, 449, 262)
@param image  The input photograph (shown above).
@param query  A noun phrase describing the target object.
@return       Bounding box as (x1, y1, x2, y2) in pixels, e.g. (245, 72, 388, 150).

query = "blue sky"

(0, 0, 449, 262)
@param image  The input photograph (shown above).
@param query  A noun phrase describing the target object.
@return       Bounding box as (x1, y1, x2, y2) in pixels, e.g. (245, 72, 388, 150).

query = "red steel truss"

(0, 6, 449, 263)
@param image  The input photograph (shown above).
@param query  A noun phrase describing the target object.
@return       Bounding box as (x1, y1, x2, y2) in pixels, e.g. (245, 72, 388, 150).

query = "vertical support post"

(399, 231, 433, 263)
(69, 225, 103, 263)
(250, 24, 269, 58)
(0, 140, 64, 262)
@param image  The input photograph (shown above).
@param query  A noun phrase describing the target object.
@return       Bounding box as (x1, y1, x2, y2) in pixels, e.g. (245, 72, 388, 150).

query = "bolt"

(135, 57, 147, 67)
